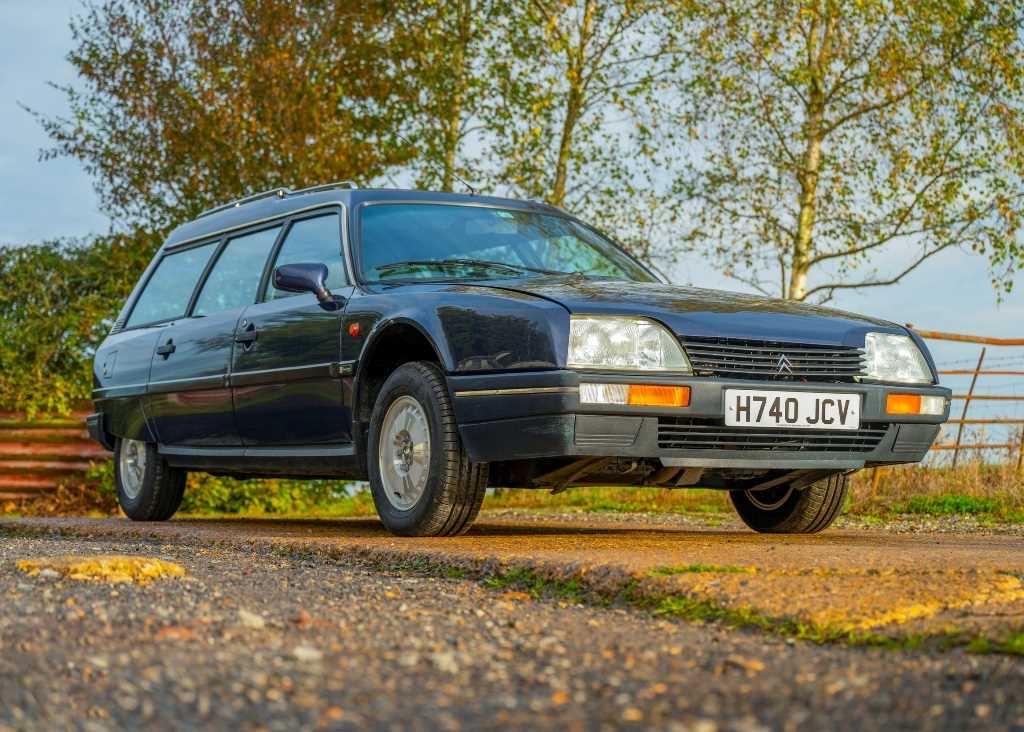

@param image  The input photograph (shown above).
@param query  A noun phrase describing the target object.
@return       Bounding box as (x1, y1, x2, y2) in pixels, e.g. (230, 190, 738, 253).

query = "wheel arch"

(353, 318, 449, 427)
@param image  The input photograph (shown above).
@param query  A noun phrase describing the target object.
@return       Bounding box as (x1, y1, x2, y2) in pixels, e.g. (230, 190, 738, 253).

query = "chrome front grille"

(681, 337, 865, 382)
(657, 418, 889, 452)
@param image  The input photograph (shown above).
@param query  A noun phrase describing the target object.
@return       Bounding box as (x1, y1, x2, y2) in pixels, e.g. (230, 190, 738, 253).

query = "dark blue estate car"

(88, 182, 950, 536)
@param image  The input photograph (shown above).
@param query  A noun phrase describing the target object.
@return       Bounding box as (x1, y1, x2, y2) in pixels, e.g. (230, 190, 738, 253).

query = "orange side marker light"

(886, 393, 922, 415)
(627, 385, 691, 408)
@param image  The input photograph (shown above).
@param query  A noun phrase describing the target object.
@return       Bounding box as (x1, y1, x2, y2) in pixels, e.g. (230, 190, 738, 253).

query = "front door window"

(266, 213, 346, 301)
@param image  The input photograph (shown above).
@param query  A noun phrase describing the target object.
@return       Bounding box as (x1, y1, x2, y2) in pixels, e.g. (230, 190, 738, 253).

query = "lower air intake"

(657, 418, 889, 452)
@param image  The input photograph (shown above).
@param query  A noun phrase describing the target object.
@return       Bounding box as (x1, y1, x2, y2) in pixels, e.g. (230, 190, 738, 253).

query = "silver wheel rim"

(745, 485, 794, 511)
(119, 439, 147, 500)
(378, 395, 431, 511)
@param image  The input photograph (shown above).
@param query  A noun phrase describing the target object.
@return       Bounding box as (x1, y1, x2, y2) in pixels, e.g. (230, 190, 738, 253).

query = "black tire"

(114, 438, 186, 521)
(368, 361, 488, 536)
(729, 472, 849, 534)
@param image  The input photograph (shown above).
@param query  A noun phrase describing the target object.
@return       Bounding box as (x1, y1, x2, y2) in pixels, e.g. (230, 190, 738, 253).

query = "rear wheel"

(114, 438, 186, 521)
(368, 361, 488, 536)
(729, 473, 849, 534)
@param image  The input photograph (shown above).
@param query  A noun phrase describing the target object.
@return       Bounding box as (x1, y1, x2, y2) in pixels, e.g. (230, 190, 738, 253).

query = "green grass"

(848, 463, 1024, 523)
(482, 566, 585, 603)
(649, 563, 754, 576)
(475, 563, 1024, 656)
(478, 563, 931, 650)
(966, 632, 1024, 656)
(892, 494, 1002, 516)
(177, 489, 377, 520)
(484, 486, 732, 515)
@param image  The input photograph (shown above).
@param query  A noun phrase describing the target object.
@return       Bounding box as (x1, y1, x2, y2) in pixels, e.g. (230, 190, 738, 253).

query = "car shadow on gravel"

(166, 516, 838, 542)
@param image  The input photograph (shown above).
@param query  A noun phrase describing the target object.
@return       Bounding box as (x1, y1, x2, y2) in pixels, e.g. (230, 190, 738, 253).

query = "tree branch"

(802, 212, 987, 299)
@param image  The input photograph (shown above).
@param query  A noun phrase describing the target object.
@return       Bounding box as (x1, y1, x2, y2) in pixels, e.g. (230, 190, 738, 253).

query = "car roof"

(162, 187, 568, 252)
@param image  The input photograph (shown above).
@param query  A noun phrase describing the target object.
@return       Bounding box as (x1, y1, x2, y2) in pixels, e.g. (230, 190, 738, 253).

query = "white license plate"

(724, 389, 860, 430)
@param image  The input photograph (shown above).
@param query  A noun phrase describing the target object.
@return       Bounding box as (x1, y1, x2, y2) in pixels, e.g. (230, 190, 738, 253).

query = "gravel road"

(1, 528, 1022, 732)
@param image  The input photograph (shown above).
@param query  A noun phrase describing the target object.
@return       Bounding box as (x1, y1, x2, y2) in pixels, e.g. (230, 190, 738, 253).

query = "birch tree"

(671, 0, 1024, 300)
(391, 0, 502, 192)
(488, 0, 681, 242)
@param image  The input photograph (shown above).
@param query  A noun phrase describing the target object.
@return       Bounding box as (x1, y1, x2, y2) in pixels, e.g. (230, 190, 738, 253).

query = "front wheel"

(114, 438, 186, 521)
(368, 361, 488, 536)
(730, 472, 849, 534)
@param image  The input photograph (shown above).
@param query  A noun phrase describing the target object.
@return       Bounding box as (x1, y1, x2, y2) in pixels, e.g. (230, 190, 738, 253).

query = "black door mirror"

(273, 262, 332, 303)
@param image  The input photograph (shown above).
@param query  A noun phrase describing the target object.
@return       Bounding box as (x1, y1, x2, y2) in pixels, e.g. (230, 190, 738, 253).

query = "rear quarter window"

(125, 242, 217, 328)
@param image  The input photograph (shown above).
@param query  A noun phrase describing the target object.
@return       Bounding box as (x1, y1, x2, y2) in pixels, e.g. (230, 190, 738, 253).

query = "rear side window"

(126, 242, 217, 328)
(266, 213, 346, 300)
(193, 226, 281, 316)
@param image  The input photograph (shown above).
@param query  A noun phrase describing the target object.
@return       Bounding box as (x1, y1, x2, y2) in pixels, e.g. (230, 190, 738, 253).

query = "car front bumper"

(449, 370, 950, 470)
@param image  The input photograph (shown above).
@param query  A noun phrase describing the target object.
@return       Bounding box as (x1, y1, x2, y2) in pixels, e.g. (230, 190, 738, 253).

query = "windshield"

(358, 203, 656, 283)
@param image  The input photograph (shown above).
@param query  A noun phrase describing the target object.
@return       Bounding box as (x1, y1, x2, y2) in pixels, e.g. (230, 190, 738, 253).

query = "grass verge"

(3, 461, 1022, 526)
(648, 564, 754, 576)
(1, 520, 1019, 658)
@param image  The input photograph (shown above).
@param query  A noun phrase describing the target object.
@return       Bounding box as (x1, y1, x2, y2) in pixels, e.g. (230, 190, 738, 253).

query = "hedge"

(0, 233, 156, 417)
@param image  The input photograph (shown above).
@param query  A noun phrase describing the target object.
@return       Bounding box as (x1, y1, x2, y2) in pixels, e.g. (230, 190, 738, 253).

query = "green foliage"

(0, 234, 154, 416)
(24, 0, 1024, 304)
(486, 0, 682, 250)
(967, 632, 1024, 657)
(670, 0, 1024, 300)
(179, 474, 360, 515)
(85, 459, 117, 501)
(31, 0, 679, 263)
(29, 0, 412, 230)
(85, 458, 368, 515)
(390, 0, 503, 192)
(894, 494, 1001, 516)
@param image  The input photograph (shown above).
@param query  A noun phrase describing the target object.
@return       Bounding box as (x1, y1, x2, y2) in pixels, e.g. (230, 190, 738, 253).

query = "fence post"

(952, 347, 986, 469)
(1017, 427, 1024, 473)
(870, 467, 884, 498)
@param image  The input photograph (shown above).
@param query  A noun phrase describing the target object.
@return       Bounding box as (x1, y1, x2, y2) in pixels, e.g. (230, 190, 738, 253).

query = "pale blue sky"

(2, 0, 1021, 441)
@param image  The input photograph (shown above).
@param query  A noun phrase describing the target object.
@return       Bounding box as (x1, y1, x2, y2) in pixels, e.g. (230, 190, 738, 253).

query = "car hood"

(480, 277, 903, 348)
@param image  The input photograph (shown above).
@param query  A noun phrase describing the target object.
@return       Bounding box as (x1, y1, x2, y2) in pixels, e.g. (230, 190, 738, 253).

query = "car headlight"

(568, 316, 691, 371)
(862, 332, 933, 384)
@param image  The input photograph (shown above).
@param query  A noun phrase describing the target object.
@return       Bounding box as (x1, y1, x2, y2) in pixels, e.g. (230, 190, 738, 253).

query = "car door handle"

(235, 325, 258, 347)
(155, 340, 176, 358)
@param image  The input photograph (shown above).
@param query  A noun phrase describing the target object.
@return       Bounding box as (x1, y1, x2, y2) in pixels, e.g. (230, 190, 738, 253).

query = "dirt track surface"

(3, 514, 1023, 641)
(0, 525, 1023, 731)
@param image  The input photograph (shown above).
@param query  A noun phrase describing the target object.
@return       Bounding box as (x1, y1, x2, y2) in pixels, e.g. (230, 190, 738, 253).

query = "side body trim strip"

(159, 444, 355, 458)
(454, 386, 578, 398)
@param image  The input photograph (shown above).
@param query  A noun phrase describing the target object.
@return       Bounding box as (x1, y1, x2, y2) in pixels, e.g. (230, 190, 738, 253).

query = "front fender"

(344, 284, 570, 373)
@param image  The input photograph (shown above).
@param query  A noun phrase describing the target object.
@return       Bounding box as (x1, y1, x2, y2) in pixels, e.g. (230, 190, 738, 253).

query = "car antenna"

(397, 133, 477, 196)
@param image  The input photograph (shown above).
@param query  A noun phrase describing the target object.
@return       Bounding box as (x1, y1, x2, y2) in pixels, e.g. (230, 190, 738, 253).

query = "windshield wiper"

(375, 259, 566, 277)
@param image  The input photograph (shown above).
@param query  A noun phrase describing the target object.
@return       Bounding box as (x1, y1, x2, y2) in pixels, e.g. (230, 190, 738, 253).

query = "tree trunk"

(550, 93, 581, 207)
(790, 131, 822, 300)
(441, 1, 471, 192)
(788, 5, 835, 301)
(547, 0, 595, 208)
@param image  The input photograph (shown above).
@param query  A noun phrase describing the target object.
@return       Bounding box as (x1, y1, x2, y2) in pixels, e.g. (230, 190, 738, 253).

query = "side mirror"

(273, 262, 332, 304)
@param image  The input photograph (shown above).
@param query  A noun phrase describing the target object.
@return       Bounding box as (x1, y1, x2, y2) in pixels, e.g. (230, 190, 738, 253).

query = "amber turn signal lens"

(627, 385, 691, 407)
(886, 393, 922, 415)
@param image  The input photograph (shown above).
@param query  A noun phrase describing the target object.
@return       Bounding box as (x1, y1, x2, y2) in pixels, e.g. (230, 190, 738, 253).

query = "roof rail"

(197, 187, 289, 219)
(196, 180, 359, 219)
(292, 180, 358, 195)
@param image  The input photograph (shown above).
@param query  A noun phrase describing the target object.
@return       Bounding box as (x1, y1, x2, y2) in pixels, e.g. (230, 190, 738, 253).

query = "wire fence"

(909, 326, 1024, 469)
